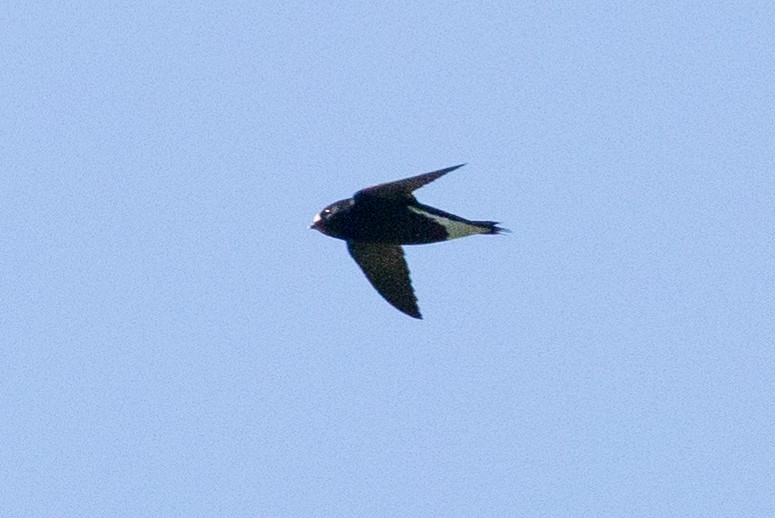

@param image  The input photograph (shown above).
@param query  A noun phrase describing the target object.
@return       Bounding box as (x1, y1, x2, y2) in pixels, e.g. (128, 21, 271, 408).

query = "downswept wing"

(346, 241, 421, 319)
(353, 164, 465, 203)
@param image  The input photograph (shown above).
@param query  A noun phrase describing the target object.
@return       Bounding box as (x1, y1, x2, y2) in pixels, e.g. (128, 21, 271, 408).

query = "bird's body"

(314, 199, 499, 244)
(311, 164, 506, 318)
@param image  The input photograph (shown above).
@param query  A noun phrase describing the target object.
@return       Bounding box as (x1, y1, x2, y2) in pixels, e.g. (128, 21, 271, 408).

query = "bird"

(310, 164, 507, 319)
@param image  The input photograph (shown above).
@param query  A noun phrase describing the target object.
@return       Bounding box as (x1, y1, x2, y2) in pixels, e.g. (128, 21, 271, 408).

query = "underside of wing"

(346, 241, 421, 319)
(354, 164, 465, 202)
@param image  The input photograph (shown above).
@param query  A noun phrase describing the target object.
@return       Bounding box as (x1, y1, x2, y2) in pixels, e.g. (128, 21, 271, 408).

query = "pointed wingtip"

(437, 163, 466, 175)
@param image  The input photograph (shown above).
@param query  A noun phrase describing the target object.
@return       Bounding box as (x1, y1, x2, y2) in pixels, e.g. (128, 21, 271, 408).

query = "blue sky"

(3, 2, 774, 516)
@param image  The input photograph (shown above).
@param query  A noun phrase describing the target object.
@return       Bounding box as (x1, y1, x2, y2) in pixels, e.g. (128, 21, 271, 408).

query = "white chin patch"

(312, 213, 322, 225)
(408, 207, 484, 239)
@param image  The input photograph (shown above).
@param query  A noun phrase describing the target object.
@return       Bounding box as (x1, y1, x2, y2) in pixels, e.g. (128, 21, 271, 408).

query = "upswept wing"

(353, 164, 465, 203)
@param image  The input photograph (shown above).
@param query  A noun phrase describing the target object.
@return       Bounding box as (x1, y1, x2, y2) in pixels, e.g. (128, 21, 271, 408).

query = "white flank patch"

(408, 206, 486, 239)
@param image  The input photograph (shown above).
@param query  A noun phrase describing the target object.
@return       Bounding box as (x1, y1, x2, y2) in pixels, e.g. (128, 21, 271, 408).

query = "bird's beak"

(310, 213, 322, 230)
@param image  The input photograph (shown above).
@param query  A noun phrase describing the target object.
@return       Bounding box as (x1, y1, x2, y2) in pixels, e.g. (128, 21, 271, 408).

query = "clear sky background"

(3, 3, 774, 516)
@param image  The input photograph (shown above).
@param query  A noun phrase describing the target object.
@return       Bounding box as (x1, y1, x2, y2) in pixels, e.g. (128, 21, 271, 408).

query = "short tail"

(475, 221, 511, 235)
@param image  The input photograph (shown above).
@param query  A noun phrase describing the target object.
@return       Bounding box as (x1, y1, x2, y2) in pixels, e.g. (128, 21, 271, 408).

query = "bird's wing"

(346, 241, 421, 319)
(353, 164, 465, 203)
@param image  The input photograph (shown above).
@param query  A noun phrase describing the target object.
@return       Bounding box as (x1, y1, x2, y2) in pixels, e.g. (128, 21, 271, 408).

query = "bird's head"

(309, 198, 354, 239)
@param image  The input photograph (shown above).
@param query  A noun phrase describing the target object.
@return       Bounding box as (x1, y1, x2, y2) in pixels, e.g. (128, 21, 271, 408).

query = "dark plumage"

(311, 164, 507, 318)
